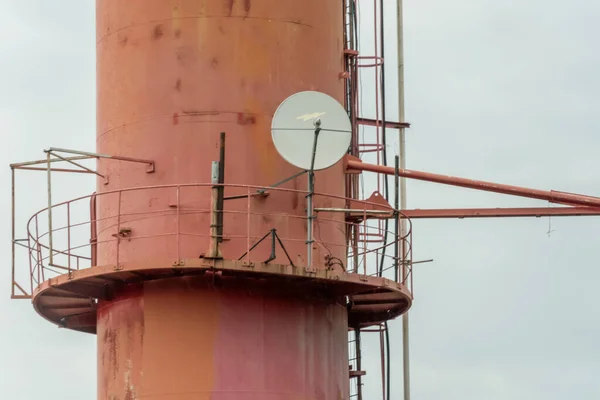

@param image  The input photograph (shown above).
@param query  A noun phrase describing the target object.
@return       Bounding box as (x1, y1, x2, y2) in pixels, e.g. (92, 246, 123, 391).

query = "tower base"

(97, 275, 349, 400)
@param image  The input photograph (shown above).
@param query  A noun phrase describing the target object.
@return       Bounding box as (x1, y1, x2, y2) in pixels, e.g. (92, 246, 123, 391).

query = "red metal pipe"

(346, 159, 600, 208)
(401, 207, 600, 219)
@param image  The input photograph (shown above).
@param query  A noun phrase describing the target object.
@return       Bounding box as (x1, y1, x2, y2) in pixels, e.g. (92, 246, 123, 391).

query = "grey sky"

(2, 1, 599, 399)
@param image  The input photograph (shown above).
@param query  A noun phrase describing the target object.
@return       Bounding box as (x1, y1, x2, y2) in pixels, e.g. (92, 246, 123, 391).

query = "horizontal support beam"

(11, 295, 32, 300)
(10, 155, 91, 168)
(59, 312, 97, 329)
(46, 147, 155, 172)
(346, 157, 600, 208)
(401, 207, 600, 219)
(315, 208, 391, 215)
(13, 167, 94, 174)
(59, 281, 112, 301)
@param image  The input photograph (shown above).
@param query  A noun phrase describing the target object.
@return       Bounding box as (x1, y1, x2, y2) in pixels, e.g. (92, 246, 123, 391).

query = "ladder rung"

(349, 370, 367, 378)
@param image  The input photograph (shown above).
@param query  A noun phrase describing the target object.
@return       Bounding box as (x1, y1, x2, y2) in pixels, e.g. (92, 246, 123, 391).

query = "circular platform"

(32, 258, 412, 334)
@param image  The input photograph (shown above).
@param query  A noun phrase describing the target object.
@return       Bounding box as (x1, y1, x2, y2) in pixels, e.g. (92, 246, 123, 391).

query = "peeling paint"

(124, 359, 137, 400)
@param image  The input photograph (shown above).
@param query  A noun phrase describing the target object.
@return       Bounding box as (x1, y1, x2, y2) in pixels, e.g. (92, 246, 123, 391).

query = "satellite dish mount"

(305, 117, 322, 271)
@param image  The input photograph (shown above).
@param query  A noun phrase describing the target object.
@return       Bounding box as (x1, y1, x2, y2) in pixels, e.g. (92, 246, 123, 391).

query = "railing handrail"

(15, 182, 413, 298)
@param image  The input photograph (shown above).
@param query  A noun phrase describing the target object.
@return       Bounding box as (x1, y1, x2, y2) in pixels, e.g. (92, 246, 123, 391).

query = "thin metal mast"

(396, 0, 411, 399)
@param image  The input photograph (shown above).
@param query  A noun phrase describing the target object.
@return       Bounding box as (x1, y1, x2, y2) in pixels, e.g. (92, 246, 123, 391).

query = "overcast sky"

(2, 1, 600, 399)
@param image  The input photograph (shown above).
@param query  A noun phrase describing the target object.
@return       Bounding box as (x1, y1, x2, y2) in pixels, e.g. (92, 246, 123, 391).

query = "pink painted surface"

(95, 0, 350, 397)
(95, 0, 347, 269)
(97, 277, 349, 399)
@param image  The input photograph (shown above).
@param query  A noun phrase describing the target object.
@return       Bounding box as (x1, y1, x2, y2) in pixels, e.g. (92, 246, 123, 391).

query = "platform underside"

(32, 259, 412, 334)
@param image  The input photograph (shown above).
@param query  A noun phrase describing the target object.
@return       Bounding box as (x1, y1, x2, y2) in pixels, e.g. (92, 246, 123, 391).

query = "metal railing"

(12, 183, 413, 299)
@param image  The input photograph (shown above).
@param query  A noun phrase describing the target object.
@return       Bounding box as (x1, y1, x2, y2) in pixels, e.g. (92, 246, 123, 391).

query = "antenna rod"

(306, 119, 322, 269)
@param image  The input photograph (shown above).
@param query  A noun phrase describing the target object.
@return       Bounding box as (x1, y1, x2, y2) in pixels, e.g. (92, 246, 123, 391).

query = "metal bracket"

(238, 229, 295, 267)
(112, 227, 132, 238)
(199, 259, 215, 268)
(46, 147, 155, 174)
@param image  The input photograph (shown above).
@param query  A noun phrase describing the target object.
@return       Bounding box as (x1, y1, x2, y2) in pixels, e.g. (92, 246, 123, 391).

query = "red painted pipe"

(401, 207, 600, 219)
(346, 159, 600, 208)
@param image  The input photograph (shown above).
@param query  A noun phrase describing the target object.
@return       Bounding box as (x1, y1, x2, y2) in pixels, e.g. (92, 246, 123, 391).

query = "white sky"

(1, 1, 600, 399)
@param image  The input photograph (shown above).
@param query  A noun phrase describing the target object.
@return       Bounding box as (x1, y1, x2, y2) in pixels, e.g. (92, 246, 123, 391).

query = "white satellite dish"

(271, 91, 352, 171)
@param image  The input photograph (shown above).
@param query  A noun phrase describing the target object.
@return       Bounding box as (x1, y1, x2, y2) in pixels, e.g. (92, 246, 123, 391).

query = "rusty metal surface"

(96, 0, 347, 270)
(31, 258, 412, 334)
(96, 276, 349, 399)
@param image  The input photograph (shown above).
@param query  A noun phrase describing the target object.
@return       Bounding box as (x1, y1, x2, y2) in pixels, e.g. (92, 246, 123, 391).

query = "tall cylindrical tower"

(95, 0, 349, 268)
(23, 1, 412, 399)
(95, 2, 350, 398)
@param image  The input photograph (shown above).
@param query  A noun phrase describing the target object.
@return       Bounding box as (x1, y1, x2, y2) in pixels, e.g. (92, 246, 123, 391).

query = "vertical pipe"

(379, 327, 386, 400)
(353, 223, 359, 273)
(11, 168, 15, 297)
(27, 233, 33, 293)
(39, 241, 44, 282)
(217, 132, 226, 243)
(373, 0, 381, 174)
(394, 156, 399, 282)
(378, 0, 390, 279)
(380, 0, 387, 147)
(348, 0, 355, 55)
(35, 215, 41, 284)
(209, 161, 221, 258)
(67, 202, 71, 273)
(116, 191, 121, 267)
(385, 321, 391, 400)
(409, 231, 413, 294)
(90, 193, 97, 267)
(246, 186, 251, 264)
(362, 210, 367, 275)
(355, 327, 363, 400)
(176, 186, 181, 261)
(396, 0, 411, 398)
(350, 0, 361, 276)
(307, 125, 321, 269)
(46, 152, 54, 265)
(307, 171, 314, 268)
